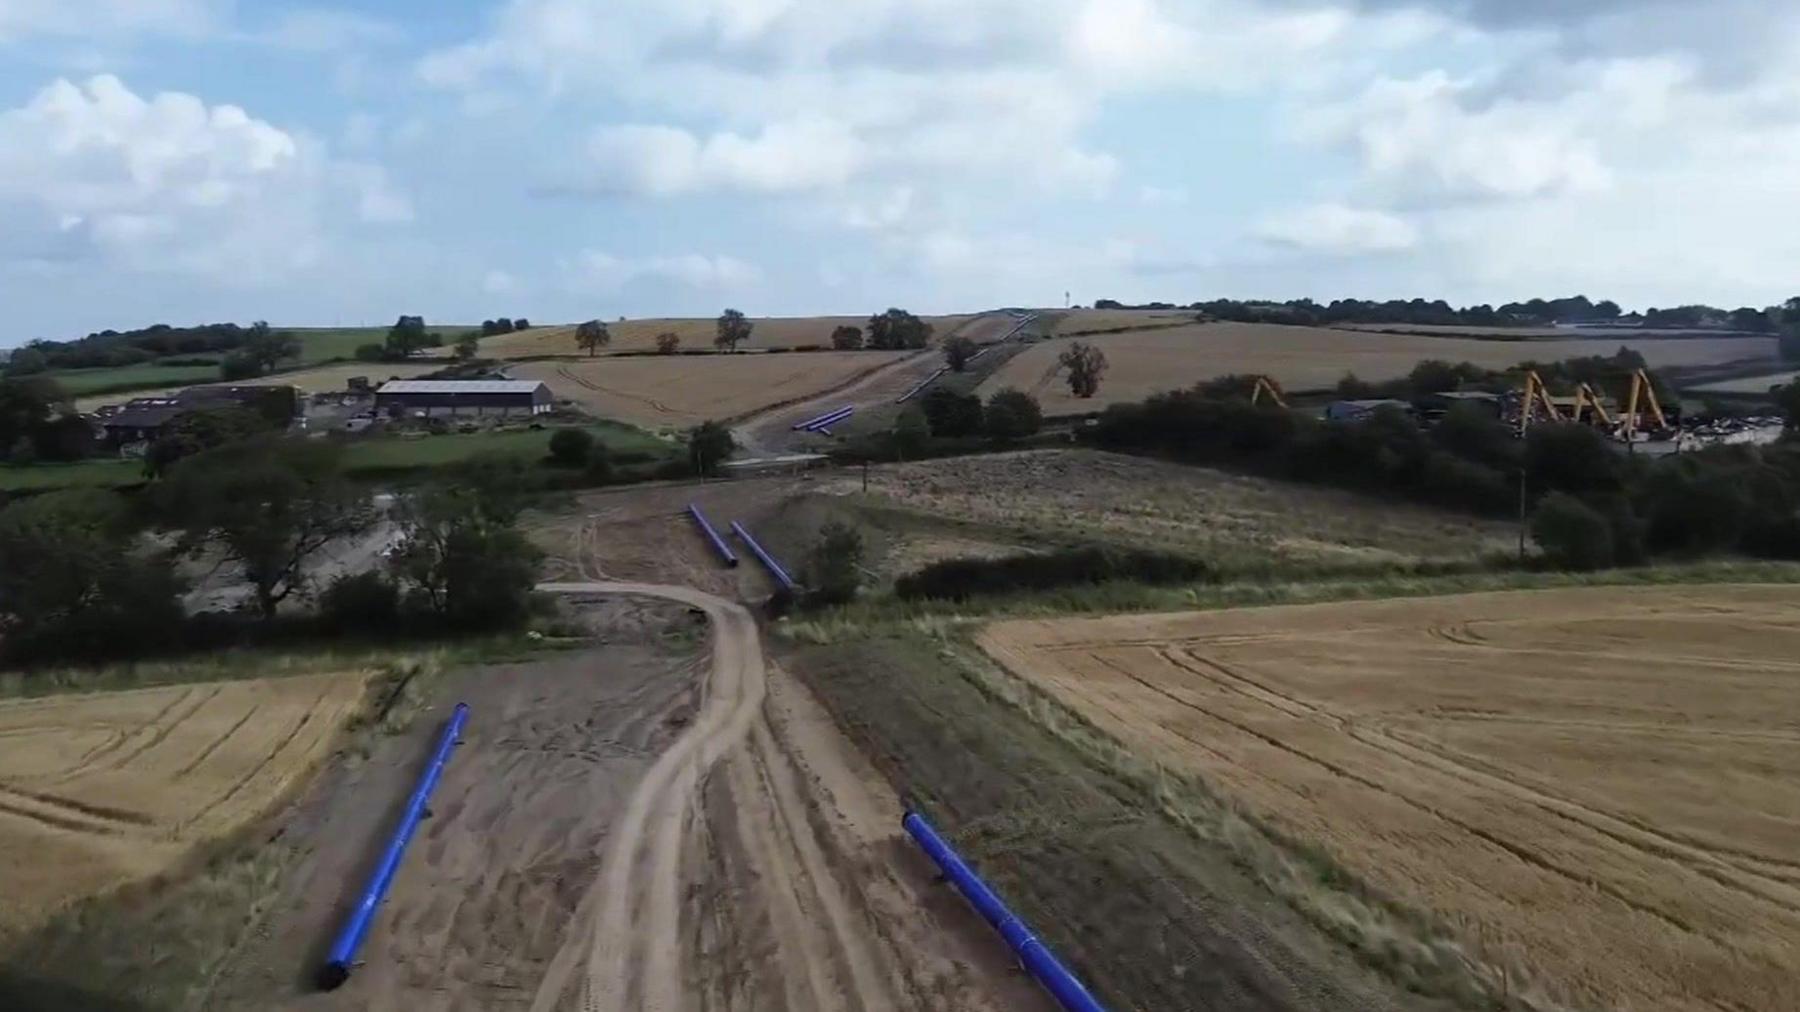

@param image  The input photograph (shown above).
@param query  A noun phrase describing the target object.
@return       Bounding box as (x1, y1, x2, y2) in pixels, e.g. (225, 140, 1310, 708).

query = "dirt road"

(533, 582, 1041, 1012)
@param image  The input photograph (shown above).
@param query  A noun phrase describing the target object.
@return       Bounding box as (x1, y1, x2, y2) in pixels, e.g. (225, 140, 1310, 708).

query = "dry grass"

(978, 585, 1800, 1010)
(1333, 323, 1732, 338)
(480, 314, 974, 360)
(516, 350, 912, 429)
(1052, 308, 1195, 334)
(826, 448, 1516, 568)
(0, 672, 369, 937)
(981, 323, 1779, 414)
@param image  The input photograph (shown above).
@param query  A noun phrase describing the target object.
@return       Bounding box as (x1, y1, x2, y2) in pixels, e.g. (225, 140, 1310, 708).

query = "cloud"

(580, 119, 862, 196)
(569, 250, 759, 291)
(1255, 203, 1419, 253)
(0, 74, 409, 279)
(247, 9, 404, 53)
(482, 269, 521, 295)
(0, 0, 222, 43)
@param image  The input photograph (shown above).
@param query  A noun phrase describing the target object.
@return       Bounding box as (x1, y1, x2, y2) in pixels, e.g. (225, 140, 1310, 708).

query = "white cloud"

(570, 250, 759, 291)
(582, 119, 862, 195)
(248, 9, 402, 52)
(1255, 202, 1419, 253)
(1138, 185, 1188, 206)
(0, 75, 409, 279)
(482, 269, 521, 295)
(0, 0, 221, 42)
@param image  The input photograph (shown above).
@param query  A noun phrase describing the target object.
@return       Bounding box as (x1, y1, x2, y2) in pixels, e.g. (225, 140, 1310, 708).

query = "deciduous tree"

(716, 309, 754, 352)
(576, 319, 611, 357)
(1059, 341, 1108, 398)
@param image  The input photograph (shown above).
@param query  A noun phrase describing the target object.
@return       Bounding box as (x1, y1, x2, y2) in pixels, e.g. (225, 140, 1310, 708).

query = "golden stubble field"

(0, 672, 367, 936)
(515, 350, 913, 429)
(978, 585, 1800, 1010)
(980, 323, 1779, 414)
(480, 314, 974, 360)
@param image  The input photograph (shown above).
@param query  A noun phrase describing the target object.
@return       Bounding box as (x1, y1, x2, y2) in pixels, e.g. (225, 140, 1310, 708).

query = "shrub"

(921, 389, 984, 438)
(1530, 493, 1614, 571)
(354, 343, 387, 362)
(896, 547, 1212, 601)
(803, 521, 864, 607)
(318, 571, 399, 633)
(548, 427, 596, 468)
(984, 388, 1043, 440)
(656, 332, 680, 355)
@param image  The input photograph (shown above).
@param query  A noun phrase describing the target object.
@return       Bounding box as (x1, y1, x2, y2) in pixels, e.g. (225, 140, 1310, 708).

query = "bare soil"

(978, 585, 1800, 1010)
(207, 588, 1040, 1012)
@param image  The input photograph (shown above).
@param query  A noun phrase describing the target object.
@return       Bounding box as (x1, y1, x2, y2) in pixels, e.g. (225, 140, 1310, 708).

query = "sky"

(2, 0, 1798, 341)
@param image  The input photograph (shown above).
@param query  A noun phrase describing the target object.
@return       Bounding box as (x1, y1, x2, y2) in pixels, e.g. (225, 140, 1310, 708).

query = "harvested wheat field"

(979, 585, 1800, 1010)
(981, 323, 1779, 414)
(1051, 308, 1195, 334)
(0, 673, 366, 936)
(831, 449, 1514, 567)
(516, 350, 911, 429)
(480, 314, 972, 359)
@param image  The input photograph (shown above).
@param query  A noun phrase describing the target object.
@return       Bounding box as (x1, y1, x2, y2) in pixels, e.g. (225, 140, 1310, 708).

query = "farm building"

(374, 379, 554, 417)
(97, 385, 298, 446)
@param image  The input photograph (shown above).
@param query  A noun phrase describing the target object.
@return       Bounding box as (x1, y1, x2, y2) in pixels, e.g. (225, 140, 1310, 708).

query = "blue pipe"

(800, 406, 854, 432)
(792, 405, 853, 431)
(687, 504, 739, 567)
(896, 367, 949, 404)
(902, 811, 1107, 1012)
(729, 520, 797, 592)
(804, 407, 854, 432)
(319, 703, 470, 990)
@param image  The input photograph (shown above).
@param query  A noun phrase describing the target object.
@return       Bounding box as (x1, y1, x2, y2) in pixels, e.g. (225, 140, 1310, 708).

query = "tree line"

(1086, 366, 1800, 571)
(1090, 295, 1795, 335)
(0, 441, 545, 665)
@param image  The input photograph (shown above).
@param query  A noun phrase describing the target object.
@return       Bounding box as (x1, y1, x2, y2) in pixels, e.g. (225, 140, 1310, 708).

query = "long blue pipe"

(902, 811, 1107, 1012)
(804, 407, 855, 432)
(800, 406, 854, 432)
(729, 520, 797, 592)
(319, 703, 470, 990)
(896, 367, 949, 404)
(792, 404, 853, 430)
(687, 504, 738, 567)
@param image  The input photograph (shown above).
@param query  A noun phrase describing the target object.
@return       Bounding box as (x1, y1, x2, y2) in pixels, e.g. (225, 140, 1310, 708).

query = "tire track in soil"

(1145, 646, 1800, 919)
(529, 582, 937, 1012)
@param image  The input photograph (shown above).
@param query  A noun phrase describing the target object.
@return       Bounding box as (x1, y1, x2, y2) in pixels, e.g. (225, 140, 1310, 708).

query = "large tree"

(688, 420, 736, 476)
(716, 309, 754, 352)
(143, 406, 270, 478)
(0, 489, 184, 661)
(389, 472, 542, 629)
(943, 336, 978, 372)
(162, 438, 375, 619)
(1058, 341, 1108, 398)
(576, 319, 611, 357)
(385, 315, 438, 359)
(1781, 297, 1800, 362)
(867, 308, 932, 350)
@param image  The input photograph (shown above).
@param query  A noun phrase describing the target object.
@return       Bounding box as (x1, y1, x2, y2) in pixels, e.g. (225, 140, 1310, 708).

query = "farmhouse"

(374, 379, 554, 417)
(98, 385, 297, 446)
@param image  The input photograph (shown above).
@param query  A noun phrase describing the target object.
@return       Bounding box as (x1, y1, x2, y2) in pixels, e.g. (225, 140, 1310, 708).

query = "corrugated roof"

(375, 380, 548, 395)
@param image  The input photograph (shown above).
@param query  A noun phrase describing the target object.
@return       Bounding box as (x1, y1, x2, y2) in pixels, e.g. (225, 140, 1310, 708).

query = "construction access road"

(208, 586, 1041, 1012)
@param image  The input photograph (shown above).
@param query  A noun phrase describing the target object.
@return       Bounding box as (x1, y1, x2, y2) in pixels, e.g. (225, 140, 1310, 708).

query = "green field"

(35, 325, 481, 404)
(0, 459, 141, 492)
(341, 423, 674, 474)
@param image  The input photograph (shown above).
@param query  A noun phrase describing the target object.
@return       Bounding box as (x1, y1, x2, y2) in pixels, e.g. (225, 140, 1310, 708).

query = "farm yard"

(515, 349, 914, 429)
(981, 322, 1779, 414)
(977, 585, 1800, 1011)
(0, 671, 368, 938)
(71, 361, 447, 413)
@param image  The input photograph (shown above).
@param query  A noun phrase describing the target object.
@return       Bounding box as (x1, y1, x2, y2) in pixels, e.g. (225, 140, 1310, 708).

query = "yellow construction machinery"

(1617, 368, 1669, 437)
(1568, 383, 1613, 427)
(1516, 371, 1563, 434)
(1250, 375, 1288, 409)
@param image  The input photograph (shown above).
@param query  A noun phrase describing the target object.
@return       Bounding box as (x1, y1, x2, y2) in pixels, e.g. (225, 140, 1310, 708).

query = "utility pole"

(1517, 467, 1529, 561)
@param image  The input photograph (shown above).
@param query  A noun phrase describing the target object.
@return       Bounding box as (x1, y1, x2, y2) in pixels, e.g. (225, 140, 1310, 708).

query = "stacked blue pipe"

(687, 504, 738, 567)
(729, 520, 797, 592)
(319, 703, 470, 990)
(792, 405, 854, 431)
(902, 811, 1107, 1012)
(802, 406, 854, 432)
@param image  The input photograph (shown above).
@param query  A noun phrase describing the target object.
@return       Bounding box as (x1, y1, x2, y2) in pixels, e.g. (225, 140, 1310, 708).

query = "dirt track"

(531, 582, 1039, 1012)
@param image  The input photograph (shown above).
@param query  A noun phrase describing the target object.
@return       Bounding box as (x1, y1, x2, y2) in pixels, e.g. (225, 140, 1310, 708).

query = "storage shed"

(373, 379, 554, 417)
